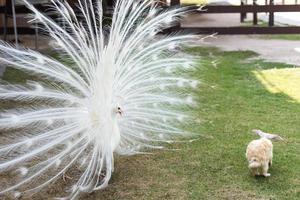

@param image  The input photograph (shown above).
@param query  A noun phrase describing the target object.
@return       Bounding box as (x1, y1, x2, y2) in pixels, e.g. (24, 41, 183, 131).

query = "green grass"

(261, 34, 300, 41)
(181, 47, 300, 199)
(242, 20, 269, 27)
(1, 47, 300, 199)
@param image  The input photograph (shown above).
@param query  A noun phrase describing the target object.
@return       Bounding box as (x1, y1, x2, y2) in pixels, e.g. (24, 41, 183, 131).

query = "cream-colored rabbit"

(246, 137, 273, 177)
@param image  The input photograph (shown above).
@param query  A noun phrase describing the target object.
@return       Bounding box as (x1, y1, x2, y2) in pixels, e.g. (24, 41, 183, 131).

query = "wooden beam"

(0, 27, 36, 35)
(0, 4, 46, 14)
(199, 5, 300, 13)
(164, 27, 300, 34)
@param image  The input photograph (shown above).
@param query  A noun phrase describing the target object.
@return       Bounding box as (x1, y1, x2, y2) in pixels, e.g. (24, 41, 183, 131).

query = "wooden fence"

(169, 0, 300, 34)
(1, 0, 300, 36)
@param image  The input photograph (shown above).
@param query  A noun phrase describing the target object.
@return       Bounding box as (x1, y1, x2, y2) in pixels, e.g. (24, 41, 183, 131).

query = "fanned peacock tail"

(0, 0, 198, 199)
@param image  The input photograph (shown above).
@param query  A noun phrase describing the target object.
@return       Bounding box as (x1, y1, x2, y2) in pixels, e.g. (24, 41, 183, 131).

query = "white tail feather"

(0, 0, 198, 198)
(252, 129, 284, 141)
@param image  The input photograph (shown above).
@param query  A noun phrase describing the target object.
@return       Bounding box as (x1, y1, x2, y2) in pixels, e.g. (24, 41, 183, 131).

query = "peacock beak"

(117, 107, 123, 116)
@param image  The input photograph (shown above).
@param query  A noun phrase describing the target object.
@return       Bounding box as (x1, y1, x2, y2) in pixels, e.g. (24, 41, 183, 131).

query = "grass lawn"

(242, 20, 269, 27)
(1, 47, 300, 199)
(261, 35, 300, 41)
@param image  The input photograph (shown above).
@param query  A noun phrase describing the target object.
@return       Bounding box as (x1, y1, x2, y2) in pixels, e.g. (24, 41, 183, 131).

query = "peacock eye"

(116, 106, 123, 116)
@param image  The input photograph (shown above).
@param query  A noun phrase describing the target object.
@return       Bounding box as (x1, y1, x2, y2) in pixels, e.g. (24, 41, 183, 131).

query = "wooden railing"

(168, 0, 300, 34)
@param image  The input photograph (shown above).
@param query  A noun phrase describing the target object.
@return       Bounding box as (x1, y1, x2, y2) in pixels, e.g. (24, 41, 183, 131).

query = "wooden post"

(102, 0, 107, 12)
(107, 0, 114, 7)
(265, 0, 268, 15)
(240, 0, 246, 22)
(269, 0, 274, 26)
(3, 0, 9, 41)
(170, 0, 180, 6)
(253, 0, 257, 25)
(170, 0, 181, 31)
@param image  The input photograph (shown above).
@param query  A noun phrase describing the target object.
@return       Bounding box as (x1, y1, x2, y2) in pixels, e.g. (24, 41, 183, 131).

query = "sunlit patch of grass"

(254, 68, 300, 103)
(181, 0, 207, 5)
